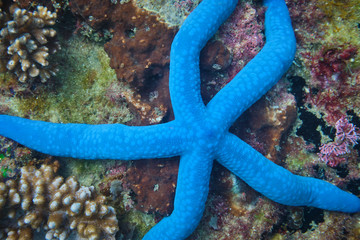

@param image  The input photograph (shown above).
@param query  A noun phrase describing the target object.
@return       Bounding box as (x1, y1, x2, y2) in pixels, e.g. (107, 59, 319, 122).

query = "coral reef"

(124, 158, 178, 215)
(290, 211, 360, 240)
(9, 35, 134, 125)
(103, 1, 177, 123)
(218, 1, 265, 80)
(135, 0, 202, 27)
(241, 84, 297, 164)
(302, 45, 359, 125)
(99, 158, 178, 216)
(104, 1, 175, 91)
(0, 161, 119, 240)
(199, 1, 265, 105)
(0, 137, 31, 180)
(0, 5, 60, 84)
(69, 0, 113, 29)
(316, 0, 360, 47)
(186, 168, 283, 240)
(70, 0, 177, 124)
(200, 40, 232, 72)
(12, 0, 69, 12)
(0, 0, 359, 239)
(265, 1, 360, 239)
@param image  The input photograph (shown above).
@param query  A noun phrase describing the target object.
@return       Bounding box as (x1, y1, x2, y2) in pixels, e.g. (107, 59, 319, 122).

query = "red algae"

(302, 45, 359, 125)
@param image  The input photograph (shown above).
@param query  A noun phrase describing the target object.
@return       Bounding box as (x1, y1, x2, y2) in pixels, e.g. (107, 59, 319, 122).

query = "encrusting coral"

(0, 161, 119, 240)
(0, 5, 60, 83)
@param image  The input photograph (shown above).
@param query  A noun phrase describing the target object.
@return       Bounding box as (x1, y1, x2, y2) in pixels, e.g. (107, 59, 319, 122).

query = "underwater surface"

(0, 0, 360, 239)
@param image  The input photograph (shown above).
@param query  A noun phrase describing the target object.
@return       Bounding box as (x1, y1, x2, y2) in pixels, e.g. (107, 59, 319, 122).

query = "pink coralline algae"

(318, 117, 360, 167)
(306, 46, 357, 89)
(218, 2, 265, 81)
(174, 0, 196, 14)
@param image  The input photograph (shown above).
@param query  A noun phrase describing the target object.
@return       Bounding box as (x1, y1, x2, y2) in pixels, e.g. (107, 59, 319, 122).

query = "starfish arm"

(206, 0, 296, 130)
(0, 115, 184, 160)
(217, 133, 360, 213)
(169, 0, 237, 122)
(143, 149, 214, 240)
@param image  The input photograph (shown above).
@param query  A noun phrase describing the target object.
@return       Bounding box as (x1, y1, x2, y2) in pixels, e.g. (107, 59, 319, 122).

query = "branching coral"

(0, 162, 119, 240)
(0, 5, 60, 83)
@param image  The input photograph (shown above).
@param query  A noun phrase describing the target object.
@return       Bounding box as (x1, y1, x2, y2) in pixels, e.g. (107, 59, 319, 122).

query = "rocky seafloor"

(0, 0, 359, 239)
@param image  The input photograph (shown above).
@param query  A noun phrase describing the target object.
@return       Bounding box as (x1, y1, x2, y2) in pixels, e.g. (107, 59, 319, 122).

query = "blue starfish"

(1, 0, 360, 239)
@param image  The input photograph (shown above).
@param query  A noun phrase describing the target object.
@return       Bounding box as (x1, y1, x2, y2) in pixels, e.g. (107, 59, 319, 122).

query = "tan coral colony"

(0, 162, 119, 240)
(0, 5, 60, 83)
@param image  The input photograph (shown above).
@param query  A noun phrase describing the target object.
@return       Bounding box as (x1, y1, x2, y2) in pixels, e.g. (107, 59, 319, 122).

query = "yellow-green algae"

(135, 0, 201, 27)
(62, 158, 117, 187)
(300, 0, 360, 120)
(316, 0, 360, 68)
(11, 35, 133, 124)
(119, 210, 156, 239)
(285, 150, 318, 175)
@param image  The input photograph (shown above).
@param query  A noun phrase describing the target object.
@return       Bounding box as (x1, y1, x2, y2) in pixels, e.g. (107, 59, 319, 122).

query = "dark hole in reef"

(347, 179, 360, 195)
(288, 76, 333, 149)
(312, 165, 326, 180)
(289, 76, 306, 107)
(310, 87, 319, 95)
(296, 111, 323, 149)
(335, 165, 349, 178)
(125, 28, 136, 38)
(138, 64, 167, 100)
(347, 110, 360, 126)
(271, 207, 325, 236)
(300, 207, 324, 233)
(56, 9, 77, 33)
(347, 110, 360, 151)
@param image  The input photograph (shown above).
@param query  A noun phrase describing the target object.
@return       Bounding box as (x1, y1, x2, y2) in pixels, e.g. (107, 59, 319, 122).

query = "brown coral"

(103, 2, 177, 124)
(70, 0, 177, 124)
(0, 5, 60, 84)
(0, 162, 119, 240)
(124, 158, 179, 215)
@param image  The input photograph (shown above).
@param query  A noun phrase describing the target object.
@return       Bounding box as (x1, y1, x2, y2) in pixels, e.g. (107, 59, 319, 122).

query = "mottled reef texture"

(0, 160, 118, 240)
(1, 0, 360, 239)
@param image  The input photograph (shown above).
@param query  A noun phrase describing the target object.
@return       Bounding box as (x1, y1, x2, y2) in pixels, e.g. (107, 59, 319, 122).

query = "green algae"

(61, 158, 117, 187)
(317, 0, 360, 23)
(119, 210, 156, 239)
(14, 35, 133, 124)
(285, 151, 317, 174)
(317, 0, 360, 67)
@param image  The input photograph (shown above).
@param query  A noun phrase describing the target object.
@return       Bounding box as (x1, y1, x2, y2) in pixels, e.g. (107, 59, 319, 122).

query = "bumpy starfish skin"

(1, 0, 360, 239)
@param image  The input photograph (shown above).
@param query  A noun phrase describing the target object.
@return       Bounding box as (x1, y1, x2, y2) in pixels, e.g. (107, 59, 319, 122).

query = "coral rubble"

(0, 162, 119, 240)
(0, 5, 60, 84)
